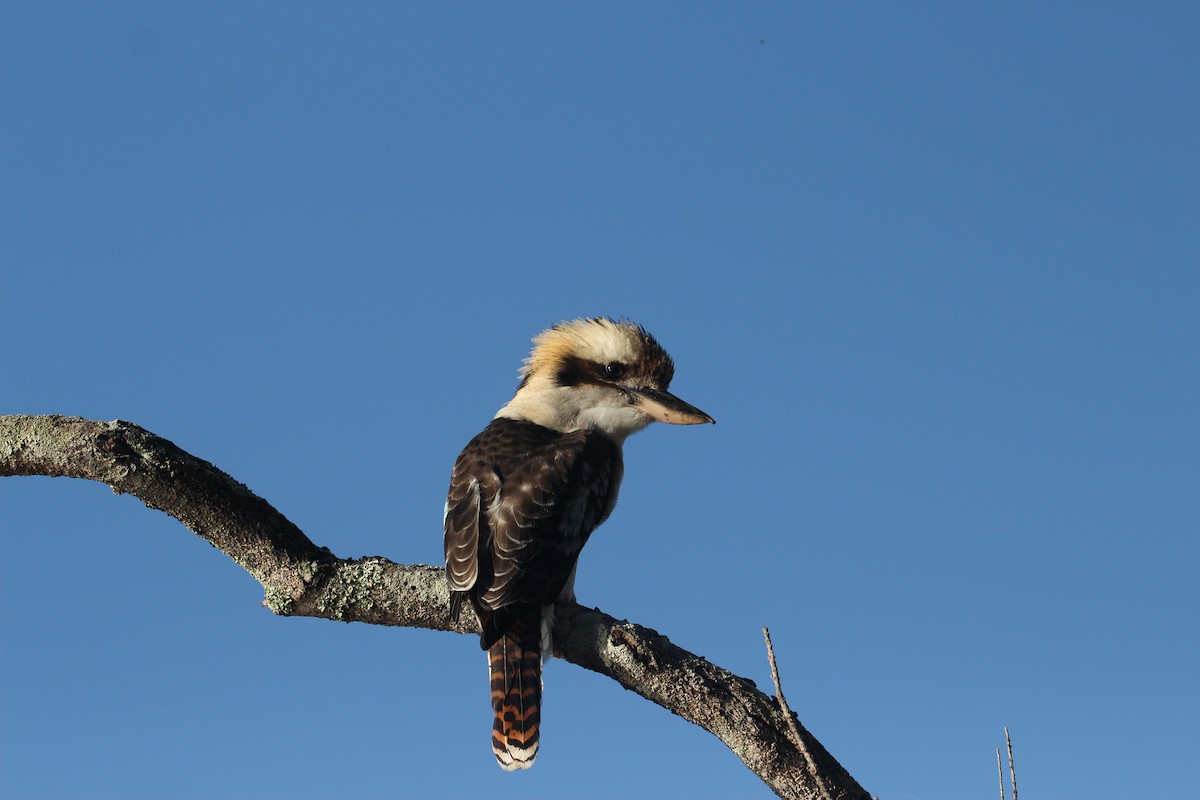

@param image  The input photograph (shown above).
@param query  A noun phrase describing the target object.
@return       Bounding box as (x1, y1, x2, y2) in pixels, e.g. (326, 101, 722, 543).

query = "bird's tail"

(488, 611, 543, 770)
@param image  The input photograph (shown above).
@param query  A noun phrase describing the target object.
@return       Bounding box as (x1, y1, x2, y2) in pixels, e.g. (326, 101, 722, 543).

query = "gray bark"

(1, 414, 870, 800)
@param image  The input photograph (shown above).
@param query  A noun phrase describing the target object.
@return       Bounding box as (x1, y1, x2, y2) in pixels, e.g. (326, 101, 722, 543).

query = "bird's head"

(496, 318, 714, 441)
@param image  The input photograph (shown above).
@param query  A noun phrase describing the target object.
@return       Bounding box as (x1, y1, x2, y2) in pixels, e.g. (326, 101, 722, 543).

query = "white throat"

(496, 378, 653, 444)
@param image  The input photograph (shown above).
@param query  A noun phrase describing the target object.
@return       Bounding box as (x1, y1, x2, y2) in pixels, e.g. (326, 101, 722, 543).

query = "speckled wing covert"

(443, 416, 622, 770)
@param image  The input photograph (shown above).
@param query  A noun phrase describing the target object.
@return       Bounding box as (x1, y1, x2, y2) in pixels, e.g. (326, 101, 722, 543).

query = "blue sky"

(2, 4, 1197, 799)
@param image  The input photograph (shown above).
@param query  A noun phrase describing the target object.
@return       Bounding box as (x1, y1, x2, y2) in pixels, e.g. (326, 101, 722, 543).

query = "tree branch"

(1, 414, 870, 800)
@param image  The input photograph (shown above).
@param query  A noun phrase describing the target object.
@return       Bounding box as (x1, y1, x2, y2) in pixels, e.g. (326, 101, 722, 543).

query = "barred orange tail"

(488, 614, 542, 770)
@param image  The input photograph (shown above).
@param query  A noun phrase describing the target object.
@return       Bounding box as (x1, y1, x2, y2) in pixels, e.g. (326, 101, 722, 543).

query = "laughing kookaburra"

(443, 318, 713, 770)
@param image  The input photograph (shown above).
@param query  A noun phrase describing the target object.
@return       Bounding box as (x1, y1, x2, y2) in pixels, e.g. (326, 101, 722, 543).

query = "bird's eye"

(604, 362, 625, 380)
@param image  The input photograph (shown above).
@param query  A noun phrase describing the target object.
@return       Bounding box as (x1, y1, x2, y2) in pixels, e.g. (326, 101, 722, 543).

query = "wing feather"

(443, 418, 622, 638)
(444, 474, 480, 593)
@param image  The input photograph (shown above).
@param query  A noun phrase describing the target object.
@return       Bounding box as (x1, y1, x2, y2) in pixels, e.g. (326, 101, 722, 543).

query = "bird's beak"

(628, 387, 714, 426)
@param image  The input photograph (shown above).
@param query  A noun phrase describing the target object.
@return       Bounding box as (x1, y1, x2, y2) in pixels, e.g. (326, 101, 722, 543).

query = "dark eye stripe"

(554, 356, 597, 387)
(554, 356, 625, 387)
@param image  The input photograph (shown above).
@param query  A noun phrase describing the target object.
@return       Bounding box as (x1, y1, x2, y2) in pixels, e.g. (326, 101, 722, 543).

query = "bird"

(443, 317, 713, 770)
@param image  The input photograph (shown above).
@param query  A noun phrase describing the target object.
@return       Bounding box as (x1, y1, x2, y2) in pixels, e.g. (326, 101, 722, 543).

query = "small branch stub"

(763, 627, 833, 800)
(997, 747, 1005, 800)
(1005, 727, 1018, 800)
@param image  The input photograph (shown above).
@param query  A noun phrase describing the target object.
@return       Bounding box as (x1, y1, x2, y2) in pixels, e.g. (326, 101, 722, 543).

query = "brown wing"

(443, 466, 481, 622)
(443, 417, 622, 642)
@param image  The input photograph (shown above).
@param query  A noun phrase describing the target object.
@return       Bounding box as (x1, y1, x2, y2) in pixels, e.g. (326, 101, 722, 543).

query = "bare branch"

(1005, 727, 1018, 800)
(1, 414, 871, 800)
(997, 747, 1005, 800)
(764, 627, 833, 800)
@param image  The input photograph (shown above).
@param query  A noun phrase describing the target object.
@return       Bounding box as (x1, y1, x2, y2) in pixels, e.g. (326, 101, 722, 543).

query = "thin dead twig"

(763, 627, 833, 800)
(1005, 727, 1018, 800)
